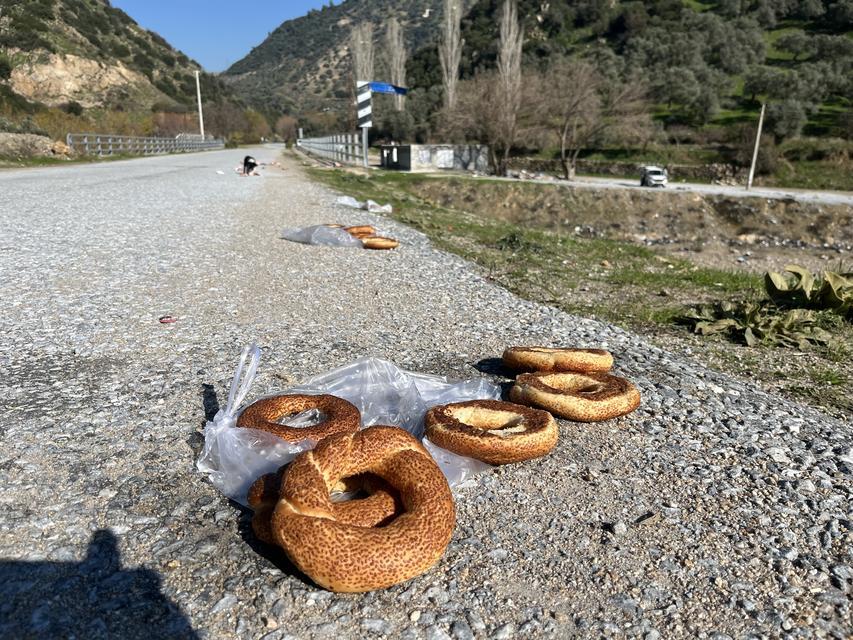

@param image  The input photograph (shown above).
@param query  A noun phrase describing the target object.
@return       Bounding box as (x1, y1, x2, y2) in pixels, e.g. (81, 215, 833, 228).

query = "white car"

(640, 166, 668, 187)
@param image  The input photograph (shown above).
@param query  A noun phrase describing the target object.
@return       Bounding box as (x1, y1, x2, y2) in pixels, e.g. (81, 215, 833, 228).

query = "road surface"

(1, 148, 850, 639)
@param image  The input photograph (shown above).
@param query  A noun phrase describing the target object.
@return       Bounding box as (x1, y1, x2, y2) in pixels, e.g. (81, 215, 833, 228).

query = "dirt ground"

(409, 177, 853, 276)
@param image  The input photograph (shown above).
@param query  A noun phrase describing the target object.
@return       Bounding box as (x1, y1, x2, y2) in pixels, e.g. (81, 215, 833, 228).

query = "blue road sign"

(368, 82, 408, 96)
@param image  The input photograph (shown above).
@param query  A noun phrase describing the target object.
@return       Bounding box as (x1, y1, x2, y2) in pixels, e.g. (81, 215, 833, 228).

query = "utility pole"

(194, 70, 205, 139)
(747, 102, 765, 191)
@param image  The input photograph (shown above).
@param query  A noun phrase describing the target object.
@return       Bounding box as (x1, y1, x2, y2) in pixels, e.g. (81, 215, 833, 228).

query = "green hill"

(408, 0, 852, 138)
(223, 0, 850, 143)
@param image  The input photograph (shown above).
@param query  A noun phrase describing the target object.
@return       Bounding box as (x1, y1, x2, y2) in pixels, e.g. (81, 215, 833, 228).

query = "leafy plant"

(682, 265, 851, 348)
(765, 264, 853, 317)
(681, 301, 832, 348)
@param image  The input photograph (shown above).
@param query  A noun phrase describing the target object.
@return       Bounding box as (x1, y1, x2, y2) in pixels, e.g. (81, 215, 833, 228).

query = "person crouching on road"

(243, 155, 259, 176)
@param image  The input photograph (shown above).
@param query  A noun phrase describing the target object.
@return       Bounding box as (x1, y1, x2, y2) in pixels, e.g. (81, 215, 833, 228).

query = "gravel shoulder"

(1, 148, 851, 639)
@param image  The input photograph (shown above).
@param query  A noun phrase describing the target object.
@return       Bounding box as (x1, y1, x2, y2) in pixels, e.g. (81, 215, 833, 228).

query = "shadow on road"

(0, 529, 199, 639)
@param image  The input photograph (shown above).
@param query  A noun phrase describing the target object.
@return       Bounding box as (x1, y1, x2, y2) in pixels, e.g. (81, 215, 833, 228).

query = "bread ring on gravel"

(269, 425, 456, 592)
(236, 394, 360, 443)
(425, 400, 558, 464)
(361, 236, 399, 250)
(510, 372, 640, 422)
(248, 469, 401, 545)
(502, 346, 613, 373)
(345, 225, 376, 238)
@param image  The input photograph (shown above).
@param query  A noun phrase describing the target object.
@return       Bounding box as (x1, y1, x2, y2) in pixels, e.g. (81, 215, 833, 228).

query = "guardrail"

(66, 133, 224, 156)
(297, 133, 363, 165)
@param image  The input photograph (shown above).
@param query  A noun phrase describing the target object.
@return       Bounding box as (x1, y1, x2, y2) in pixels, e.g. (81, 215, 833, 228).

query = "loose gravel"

(1, 147, 850, 639)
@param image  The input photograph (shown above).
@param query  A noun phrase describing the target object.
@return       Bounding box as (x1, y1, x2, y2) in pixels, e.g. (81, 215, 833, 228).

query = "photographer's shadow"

(0, 529, 199, 639)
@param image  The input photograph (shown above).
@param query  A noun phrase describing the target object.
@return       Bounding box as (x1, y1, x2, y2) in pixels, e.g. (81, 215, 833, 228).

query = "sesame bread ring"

(345, 225, 376, 238)
(237, 394, 360, 444)
(425, 400, 558, 464)
(248, 469, 401, 545)
(510, 372, 640, 422)
(270, 425, 456, 592)
(502, 347, 613, 373)
(323, 223, 345, 228)
(361, 236, 400, 250)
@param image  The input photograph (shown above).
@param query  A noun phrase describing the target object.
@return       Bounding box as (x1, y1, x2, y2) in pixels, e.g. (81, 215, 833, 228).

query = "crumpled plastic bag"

(365, 200, 393, 213)
(197, 345, 500, 506)
(334, 195, 393, 214)
(280, 225, 363, 247)
(335, 195, 363, 209)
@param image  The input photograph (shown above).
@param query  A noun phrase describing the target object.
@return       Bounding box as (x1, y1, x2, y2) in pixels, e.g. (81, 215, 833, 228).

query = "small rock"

(491, 623, 514, 639)
(451, 620, 475, 640)
(361, 619, 392, 635)
(426, 625, 453, 640)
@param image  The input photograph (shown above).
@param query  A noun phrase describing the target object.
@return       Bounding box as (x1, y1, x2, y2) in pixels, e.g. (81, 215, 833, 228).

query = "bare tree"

(453, 0, 525, 175)
(495, 0, 523, 175)
(350, 23, 375, 85)
(533, 57, 650, 180)
(439, 0, 463, 111)
(385, 18, 406, 111)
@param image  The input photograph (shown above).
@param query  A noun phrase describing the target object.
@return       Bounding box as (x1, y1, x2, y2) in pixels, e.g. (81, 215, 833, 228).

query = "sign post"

(356, 81, 372, 168)
(355, 81, 408, 169)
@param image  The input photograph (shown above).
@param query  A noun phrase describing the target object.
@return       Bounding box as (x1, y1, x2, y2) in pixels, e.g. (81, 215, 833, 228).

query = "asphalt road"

(464, 172, 853, 207)
(1, 148, 850, 639)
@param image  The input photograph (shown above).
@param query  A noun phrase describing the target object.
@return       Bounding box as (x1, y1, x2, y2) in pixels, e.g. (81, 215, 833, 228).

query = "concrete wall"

(380, 144, 490, 173)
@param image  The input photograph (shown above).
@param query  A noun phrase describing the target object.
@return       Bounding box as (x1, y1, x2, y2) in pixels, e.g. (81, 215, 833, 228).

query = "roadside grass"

(763, 160, 853, 192)
(307, 167, 759, 327)
(305, 163, 852, 418)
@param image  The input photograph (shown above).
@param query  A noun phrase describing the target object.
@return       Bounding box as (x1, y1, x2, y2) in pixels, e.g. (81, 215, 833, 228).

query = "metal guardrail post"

(299, 132, 365, 167)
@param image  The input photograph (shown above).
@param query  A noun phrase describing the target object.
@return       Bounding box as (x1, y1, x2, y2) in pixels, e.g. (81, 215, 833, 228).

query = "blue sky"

(112, 1, 330, 72)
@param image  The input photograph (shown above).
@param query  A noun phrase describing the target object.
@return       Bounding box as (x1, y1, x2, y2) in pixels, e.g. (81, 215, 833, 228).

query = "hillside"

(223, 0, 850, 145)
(222, 0, 476, 115)
(0, 0, 231, 112)
(406, 0, 852, 138)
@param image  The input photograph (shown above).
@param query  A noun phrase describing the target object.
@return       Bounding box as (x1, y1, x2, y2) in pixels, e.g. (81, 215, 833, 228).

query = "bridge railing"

(297, 133, 363, 165)
(66, 133, 225, 156)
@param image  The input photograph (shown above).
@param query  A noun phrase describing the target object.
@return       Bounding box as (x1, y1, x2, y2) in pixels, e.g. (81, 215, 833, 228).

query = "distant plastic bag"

(336, 195, 363, 209)
(280, 225, 363, 247)
(365, 200, 393, 214)
(197, 346, 499, 506)
(335, 195, 393, 214)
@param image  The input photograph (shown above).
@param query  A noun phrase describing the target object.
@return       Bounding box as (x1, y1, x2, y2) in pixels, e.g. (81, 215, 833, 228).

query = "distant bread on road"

(502, 346, 613, 373)
(361, 236, 399, 250)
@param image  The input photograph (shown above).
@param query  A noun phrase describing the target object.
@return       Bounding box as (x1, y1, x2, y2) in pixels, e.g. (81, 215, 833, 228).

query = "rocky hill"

(0, 0, 231, 112)
(222, 0, 476, 115)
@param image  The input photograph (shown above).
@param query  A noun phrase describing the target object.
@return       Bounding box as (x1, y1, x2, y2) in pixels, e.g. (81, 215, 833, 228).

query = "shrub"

(766, 100, 808, 140)
(61, 101, 84, 116)
(0, 54, 12, 81)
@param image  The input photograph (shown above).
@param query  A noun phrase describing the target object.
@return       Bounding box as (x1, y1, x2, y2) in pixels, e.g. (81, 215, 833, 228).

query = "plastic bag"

(280, 225, 363, 247)
(365, 200, 393, 214)
(335, 195, 363, 209)
(334, 195, 393, 214)
(197, 346, 499, 506)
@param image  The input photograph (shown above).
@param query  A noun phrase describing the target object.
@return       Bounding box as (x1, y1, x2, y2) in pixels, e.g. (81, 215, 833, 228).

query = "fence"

(297, 133, 364, 165)
(66, 133, 224, 156)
